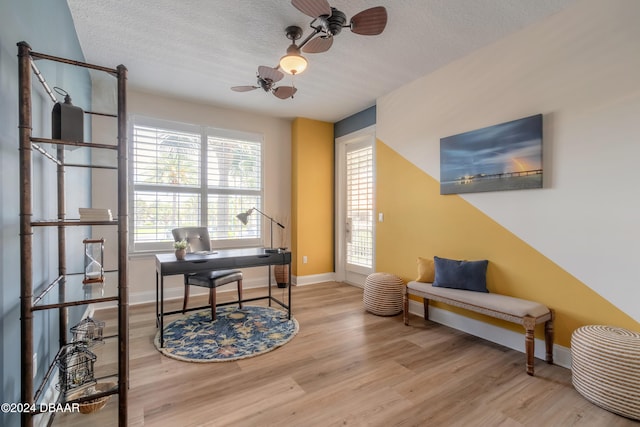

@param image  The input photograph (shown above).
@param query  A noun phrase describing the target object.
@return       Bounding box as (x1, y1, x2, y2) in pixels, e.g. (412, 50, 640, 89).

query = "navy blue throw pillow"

(433, 256, 489, 293)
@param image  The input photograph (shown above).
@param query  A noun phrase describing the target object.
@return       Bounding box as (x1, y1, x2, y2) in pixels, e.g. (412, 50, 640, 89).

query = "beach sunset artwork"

(440, 114, 543, 195)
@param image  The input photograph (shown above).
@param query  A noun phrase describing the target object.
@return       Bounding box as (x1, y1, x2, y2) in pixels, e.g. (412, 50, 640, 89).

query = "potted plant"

(174, 240, 188, 260)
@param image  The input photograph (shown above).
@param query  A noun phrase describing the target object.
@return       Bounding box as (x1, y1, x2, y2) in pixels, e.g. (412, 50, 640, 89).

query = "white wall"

(377, 0, 640, 321)
(93, 89, 292, 304)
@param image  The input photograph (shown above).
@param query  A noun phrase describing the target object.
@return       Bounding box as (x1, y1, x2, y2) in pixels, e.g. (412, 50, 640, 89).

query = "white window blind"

(130, 117, 263, 252)
(346, 145, 373, 268)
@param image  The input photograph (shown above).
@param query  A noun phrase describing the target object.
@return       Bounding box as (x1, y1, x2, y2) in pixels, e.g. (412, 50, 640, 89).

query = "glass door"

(336, 127, 375, 286)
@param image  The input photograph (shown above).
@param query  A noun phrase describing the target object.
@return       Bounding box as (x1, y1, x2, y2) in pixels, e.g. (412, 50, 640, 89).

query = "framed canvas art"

(440, 114, 543, 195)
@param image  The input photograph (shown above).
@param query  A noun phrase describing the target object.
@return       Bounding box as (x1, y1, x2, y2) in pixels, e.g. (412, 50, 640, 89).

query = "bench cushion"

(407, 281, 550, 319)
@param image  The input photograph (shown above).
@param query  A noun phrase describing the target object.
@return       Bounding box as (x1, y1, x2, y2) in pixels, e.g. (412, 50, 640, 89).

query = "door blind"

(346, 145, 373, 268)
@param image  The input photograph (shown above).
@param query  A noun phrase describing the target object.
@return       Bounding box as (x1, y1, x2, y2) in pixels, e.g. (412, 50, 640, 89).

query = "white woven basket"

(571, 325, 640, 420)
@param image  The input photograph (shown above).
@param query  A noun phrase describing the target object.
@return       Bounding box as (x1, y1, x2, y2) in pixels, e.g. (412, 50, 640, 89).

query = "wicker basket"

(274, 264, 289, 288)
(68, 382, 115, 414)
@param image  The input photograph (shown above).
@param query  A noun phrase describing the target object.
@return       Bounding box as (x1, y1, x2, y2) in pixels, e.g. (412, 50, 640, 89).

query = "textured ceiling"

(67, 0, 576, 123)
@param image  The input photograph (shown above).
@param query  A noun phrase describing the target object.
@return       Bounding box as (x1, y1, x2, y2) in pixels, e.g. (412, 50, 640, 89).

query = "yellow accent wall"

(376, 139, 640, 347)
(291, 118, 334, 277)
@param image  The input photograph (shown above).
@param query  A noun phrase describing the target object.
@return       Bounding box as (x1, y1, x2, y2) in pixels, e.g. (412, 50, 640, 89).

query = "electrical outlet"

(303, 255, 308, 264)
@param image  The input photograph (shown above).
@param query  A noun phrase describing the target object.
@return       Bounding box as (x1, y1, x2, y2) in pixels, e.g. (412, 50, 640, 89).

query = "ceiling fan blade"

(258, 65, 284, 83)
(273, 86, 297, 99)
(302, 35, 333, 53)
(231, 85, 258, 92)
(350, 6, 387, 35)
(291, 0, 331, 18)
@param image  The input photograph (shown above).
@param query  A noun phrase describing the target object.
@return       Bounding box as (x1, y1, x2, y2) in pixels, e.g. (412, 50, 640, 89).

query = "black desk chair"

(171, 227, 243, 320)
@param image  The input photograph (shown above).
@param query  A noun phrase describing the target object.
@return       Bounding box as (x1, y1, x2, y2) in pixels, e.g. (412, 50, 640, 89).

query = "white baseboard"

(98, 273, 339, 308)
(407, 299, 572, 370)
(126, 276, 276, 306)
(292, 272, 336, 286)
(34, 371, 59, 427)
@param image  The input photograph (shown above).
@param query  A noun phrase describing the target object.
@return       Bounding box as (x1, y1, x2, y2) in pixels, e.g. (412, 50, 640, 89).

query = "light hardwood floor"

(74, 282, 638, 426)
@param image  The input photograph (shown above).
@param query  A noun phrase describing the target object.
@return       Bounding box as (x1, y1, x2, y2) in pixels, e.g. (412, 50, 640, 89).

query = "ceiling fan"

(231, 65, 297, 99)
(231, 1, 387, 99)
(291, 0, 388, 54)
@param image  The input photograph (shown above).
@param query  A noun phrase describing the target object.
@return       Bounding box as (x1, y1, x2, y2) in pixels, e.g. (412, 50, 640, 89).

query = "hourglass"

(83, 238, 104, 284)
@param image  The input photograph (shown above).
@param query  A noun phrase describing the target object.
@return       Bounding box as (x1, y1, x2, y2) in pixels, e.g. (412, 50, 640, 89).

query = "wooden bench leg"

(403, 292, 430, 325)
(545, 309, 555, 364)
(523, 316, 536, 376)
(403, 289, 409, 325)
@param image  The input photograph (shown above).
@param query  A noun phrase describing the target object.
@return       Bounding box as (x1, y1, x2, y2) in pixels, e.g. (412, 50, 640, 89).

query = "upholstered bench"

(404, 281, 555, 376)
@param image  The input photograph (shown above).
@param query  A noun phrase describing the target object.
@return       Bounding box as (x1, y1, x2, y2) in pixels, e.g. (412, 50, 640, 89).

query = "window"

(130, 116, 263, 252)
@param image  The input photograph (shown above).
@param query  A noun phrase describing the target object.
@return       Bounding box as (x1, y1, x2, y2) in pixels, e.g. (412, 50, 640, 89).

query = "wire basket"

(56, 343, 97, 393)
(70, 317, 105, 347)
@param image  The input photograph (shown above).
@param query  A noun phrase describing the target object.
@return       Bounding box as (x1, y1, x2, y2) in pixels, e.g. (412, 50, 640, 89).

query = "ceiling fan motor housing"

(258, 78, 273, 92)
(324, 8, 347, 36)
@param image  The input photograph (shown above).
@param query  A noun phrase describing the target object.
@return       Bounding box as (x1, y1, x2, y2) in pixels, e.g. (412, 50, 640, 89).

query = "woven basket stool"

(571, 325, 640, 420)
(363, 273, 404, 316)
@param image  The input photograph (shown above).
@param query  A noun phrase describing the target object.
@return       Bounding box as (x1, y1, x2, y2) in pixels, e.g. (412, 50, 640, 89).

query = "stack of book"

(79, 208, 113, 222)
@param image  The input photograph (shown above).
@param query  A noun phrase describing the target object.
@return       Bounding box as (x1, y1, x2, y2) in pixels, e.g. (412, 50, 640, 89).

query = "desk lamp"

(236, 207, 285, 253)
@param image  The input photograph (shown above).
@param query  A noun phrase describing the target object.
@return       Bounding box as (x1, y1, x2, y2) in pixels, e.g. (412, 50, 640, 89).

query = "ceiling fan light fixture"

(279, 44, 308, 75)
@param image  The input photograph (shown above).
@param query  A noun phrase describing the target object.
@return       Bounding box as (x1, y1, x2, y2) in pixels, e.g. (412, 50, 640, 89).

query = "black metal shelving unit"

(18, 41, 128, 427)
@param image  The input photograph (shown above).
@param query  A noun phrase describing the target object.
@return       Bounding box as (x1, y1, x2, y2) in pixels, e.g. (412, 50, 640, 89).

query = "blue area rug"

(154, 305, 298, 362)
